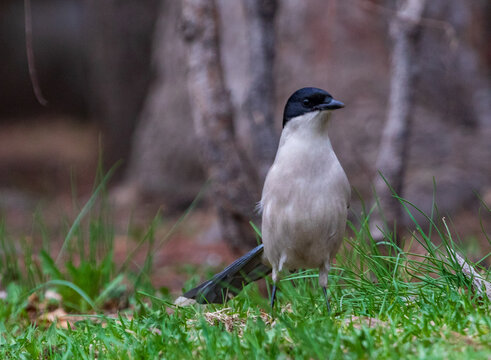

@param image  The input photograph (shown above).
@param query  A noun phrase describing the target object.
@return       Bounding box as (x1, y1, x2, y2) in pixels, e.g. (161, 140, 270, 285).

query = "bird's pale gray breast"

(261, 125, 350, 270)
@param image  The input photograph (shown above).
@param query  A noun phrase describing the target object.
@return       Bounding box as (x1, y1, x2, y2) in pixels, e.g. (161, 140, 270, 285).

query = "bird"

(180, 87, 350, 311)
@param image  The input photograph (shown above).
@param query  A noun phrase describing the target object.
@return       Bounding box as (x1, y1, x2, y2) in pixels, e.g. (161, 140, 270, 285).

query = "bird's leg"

(319, 261, 331, 313)
(270, 283, 277, 309)
(322, 287, 331, 313)
(271, 266, 280, 309)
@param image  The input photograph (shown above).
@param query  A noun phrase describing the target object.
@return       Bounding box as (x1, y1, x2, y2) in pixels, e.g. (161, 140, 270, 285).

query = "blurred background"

(0, 0, 490, 289)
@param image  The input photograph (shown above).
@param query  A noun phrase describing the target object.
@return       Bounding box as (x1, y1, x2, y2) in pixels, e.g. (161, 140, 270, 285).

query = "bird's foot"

(322, 287, 331, 314)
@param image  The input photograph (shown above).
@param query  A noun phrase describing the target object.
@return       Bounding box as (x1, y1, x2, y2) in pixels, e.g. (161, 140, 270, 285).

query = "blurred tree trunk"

(419, 0, 491, 130)
(182, 0, 265, 251)
(241, 0, 278, 181)
(87, 0, 159, 176)
(420, 0, 491, 204)
(370, 0, 426, 241)
(119, 0, 278, 218)
(121, 0, 205, 210)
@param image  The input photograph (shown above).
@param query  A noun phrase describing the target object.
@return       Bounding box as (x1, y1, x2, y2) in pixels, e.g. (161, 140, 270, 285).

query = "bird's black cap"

(283, 87, 344, 128)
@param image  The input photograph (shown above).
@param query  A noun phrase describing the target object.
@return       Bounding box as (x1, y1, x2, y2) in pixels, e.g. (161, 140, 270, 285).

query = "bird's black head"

(283, 87, 344, 128)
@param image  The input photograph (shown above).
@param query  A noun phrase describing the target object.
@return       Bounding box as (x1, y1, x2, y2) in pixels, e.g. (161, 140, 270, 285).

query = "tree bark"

(182, 0, 261, 251)
(370, 0, 427, 241)
(241, 0, 278, 180)
(121, 0, 205, 210)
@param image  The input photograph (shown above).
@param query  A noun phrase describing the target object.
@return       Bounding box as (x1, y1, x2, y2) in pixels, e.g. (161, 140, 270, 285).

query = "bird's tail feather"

(182, 244, 271, 304)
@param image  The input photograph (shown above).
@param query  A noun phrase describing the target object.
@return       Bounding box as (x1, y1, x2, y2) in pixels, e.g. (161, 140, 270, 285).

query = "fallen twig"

(450, 249, 491, 300)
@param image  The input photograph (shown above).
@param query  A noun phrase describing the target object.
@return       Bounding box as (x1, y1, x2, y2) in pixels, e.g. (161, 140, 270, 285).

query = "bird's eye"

(302, 99, 310, 106)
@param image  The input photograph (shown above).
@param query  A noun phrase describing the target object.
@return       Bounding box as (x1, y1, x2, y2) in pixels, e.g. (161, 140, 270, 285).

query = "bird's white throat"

(279, 111, 332, 151)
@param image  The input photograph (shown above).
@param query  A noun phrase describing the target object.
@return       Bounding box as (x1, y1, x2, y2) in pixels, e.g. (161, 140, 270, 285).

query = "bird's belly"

(262, 186, 347, 270)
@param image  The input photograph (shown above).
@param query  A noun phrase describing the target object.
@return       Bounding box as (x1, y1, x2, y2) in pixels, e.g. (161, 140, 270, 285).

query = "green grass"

(0, 182, 489, 359)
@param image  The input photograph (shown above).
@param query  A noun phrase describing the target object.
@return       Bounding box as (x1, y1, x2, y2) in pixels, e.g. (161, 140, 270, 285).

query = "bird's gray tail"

(182, 244, 271, 304)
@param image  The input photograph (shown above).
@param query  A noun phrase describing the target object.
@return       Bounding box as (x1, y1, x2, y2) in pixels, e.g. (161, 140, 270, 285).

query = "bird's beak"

(316, 98, 345, 111)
